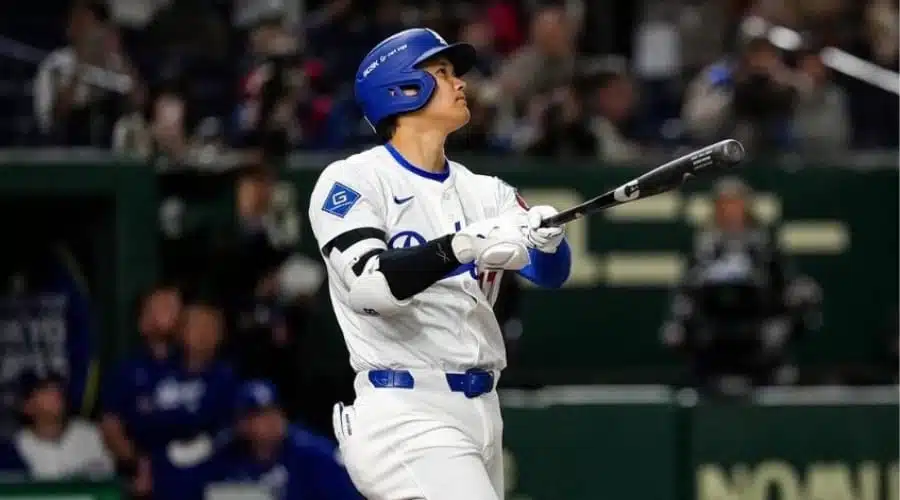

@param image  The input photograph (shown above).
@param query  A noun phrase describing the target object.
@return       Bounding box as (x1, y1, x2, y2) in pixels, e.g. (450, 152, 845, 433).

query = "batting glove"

(525, 205, 565, 253)
(452, 217, 530, 270)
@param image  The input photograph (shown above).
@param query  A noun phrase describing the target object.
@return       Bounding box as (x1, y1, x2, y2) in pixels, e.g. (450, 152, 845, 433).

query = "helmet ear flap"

(385, 70, 438, 115)
(360, 68, 439, 127)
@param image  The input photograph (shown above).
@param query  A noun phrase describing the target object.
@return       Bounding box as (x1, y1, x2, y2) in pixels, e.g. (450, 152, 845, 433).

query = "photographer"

(514, 84, 596, 157)
(661, 178, 822, 394)
(33, 1, 143, 147)
(682, 36, 798, 153)
(234, 11, 331, 154)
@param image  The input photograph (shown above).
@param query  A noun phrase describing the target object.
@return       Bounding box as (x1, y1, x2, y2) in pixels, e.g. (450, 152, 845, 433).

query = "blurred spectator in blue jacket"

(212, 380, 362, 500)
(102, 298, 237, 500)
(99, 283, 182, 495)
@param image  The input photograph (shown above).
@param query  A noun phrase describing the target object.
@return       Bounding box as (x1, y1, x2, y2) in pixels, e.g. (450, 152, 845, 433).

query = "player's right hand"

(451, 217, 530, 270)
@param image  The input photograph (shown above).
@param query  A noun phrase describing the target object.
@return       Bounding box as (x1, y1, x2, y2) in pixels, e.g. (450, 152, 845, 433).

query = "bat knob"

(719, 139, 746, 164)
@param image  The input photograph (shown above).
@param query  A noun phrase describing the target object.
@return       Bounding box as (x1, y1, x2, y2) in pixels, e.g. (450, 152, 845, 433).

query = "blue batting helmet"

(354, 28, 476, 129)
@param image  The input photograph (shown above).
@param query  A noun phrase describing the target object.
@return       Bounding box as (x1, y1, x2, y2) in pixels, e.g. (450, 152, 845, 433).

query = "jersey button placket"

(443, 186, 482, 367)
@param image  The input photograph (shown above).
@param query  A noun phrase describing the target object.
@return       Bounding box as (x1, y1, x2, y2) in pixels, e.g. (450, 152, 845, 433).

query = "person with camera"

(33, 1, 142, 147)
(660, 177, 822, 394)
(682, 36, 800, 153)
(234, 11, 315, 155)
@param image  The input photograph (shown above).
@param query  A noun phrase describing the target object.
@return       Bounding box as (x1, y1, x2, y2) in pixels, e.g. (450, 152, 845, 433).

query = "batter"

(308, 28, 572, 500)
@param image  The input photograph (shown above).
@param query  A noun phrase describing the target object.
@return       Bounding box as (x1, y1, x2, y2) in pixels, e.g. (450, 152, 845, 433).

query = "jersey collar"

(383, 143, 450, 182)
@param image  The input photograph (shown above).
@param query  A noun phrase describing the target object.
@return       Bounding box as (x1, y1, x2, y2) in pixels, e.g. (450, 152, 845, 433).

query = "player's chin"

(450, 106, 471, 129)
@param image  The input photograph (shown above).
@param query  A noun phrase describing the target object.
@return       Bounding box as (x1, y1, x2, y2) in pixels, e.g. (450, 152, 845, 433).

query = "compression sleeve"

(518, 239, 571, 288)
(376, 234, 461, 300)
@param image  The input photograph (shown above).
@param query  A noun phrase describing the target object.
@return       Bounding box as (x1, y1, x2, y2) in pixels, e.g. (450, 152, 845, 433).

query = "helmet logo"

(362, 60, 379, 78)
(362, 44, 409, 79)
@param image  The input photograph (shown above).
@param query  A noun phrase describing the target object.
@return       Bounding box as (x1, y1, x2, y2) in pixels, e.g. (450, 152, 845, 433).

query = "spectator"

(142, 0, 228, 64)
(138, 283, 182, 361)
(661, 177, 821, 394)
(148, 67, 193, 163)
(586, 68, 642, 161)
(459, 16, 503, 81)
(211, 380, 362, 499)
(111, 89, 152, 157)
(863, 0, 898, 69)
(485, 0, 525, 55)
(0, 244, 95, 441)
(306, 0, 405, 95)
(207, 161, 325, 422)
(234, 11, 337, 154)
(33, 0, 141, 146)
(790, 47, 850, 154)
(494, 4, 584, 153)
(99, 283, 182, 494)
(519, 83, 597, 157)
(7, 370, 113, 480)
(102, 298, 237, 500)
(495, 3, 577, 102)
(682, 35, 798, 153)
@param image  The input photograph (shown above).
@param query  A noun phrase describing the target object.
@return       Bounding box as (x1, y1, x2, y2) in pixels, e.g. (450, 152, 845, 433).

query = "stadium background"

(0, 0, 897, 498)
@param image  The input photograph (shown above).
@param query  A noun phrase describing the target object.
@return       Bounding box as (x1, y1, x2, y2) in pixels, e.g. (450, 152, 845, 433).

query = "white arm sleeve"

(308, 161, 409, 315)
(346, 254, 411, 316)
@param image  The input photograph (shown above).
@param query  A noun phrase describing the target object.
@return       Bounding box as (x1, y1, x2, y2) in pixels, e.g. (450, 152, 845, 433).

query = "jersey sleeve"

(494, 177, 572, 288)
(495, 177, 530, 218)
(308, 162, 389, 287)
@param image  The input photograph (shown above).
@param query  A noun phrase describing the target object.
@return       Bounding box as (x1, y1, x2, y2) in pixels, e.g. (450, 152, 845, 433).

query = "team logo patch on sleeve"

(322, 182, 362, 218)
(515, 191, 530, 209)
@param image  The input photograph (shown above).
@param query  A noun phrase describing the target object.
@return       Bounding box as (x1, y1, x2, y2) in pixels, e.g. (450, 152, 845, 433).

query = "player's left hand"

(524, 205, 565, 253)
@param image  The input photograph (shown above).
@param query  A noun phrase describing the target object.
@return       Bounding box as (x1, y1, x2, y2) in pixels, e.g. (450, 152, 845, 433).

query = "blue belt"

(368, 369, 495, 398)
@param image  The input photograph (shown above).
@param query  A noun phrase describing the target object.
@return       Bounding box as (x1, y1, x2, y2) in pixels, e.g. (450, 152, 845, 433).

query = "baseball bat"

(540, 139, 746, 227)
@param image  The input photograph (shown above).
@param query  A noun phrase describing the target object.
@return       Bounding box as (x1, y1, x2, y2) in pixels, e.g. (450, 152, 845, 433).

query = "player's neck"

(389, 127, 448, 174)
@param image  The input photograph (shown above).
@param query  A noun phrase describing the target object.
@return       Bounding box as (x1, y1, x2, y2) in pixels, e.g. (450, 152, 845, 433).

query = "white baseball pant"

(333, 369, 504, 500)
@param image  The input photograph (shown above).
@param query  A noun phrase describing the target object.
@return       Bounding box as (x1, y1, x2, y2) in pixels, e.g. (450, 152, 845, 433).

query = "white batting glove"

(524, 205, 565, 253)
(452, 217, 530, 270)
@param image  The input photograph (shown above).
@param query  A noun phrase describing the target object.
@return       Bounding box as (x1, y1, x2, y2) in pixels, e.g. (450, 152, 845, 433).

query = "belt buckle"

(463, 369, 493, 398)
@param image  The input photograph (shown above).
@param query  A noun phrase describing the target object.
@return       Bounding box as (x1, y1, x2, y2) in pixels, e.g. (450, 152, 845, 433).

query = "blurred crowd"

(0, 235, 362, 499)
(0, 0, 897, 160)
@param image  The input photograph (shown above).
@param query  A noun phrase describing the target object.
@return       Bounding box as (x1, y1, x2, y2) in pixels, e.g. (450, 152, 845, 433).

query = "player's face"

(418, 58, 470, 132)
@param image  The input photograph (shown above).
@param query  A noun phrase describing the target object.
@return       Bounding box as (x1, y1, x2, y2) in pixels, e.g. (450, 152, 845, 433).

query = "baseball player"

(308, 28, 571, 500)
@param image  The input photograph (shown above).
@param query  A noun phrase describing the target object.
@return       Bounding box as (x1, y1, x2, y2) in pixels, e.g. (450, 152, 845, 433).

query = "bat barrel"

(717, 139, 746, 164)
(538, 139, 746, 228)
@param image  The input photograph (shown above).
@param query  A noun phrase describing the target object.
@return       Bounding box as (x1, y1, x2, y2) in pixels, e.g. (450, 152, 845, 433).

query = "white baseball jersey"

(308, 144, 529, 373)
